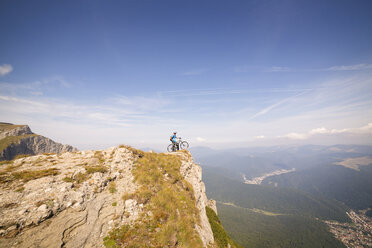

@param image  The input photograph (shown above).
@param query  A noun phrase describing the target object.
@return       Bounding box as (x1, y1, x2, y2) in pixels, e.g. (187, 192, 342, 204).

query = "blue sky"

(1, 0, 372, 150)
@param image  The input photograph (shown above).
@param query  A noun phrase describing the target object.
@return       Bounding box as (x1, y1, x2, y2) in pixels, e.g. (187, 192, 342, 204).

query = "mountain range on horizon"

(1, 122, 372, 247)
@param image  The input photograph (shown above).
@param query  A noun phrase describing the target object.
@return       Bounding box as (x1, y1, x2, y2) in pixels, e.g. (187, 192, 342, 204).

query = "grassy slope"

(0, 124, 25, 132)
(206, 206, 243, 248)
(104, 148, 204, 247)
(104, 148, 242, 248)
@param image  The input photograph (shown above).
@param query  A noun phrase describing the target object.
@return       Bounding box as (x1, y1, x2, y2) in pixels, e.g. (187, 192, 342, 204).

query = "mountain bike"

(167, 137, 189, 152)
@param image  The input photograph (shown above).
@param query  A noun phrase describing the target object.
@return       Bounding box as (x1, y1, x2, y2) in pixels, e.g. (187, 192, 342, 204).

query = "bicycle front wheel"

(167, 144, 174, 152)
(180, 141, 189, 149)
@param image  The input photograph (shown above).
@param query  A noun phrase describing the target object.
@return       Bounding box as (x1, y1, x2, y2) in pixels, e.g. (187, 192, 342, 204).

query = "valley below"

(192, 145, 372, 248)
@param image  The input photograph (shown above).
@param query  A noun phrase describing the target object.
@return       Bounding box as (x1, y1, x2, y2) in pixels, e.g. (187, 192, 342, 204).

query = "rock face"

(0, 147, 218, 248)
(0, 124, 77, 161)
(207, 199, 218, 215)
(177, 151, 215, 246)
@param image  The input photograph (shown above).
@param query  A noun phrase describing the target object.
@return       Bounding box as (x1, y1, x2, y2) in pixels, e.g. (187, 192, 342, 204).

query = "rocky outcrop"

(0, 125, 32, 139)
(0, 147, 137, 247)
(0, 147, 218, 248)
(207, 199, 218, 215)
(0, 124, 77, 161)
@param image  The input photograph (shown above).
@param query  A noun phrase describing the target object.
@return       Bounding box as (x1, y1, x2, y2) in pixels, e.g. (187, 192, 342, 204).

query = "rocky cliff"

(0, 146, 238, 248)
(0, 123, 77, 161)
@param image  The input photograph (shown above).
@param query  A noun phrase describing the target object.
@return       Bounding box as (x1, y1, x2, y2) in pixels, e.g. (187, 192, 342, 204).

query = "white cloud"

(196, 137, 206, 142)
(235, 65, 292, 73)
(280, 123, 372, 140)
(2, 74, 372, 149)
(0, 64, 13, 76)
(324, 63, 372, 71)
(264, 66, 292, 72)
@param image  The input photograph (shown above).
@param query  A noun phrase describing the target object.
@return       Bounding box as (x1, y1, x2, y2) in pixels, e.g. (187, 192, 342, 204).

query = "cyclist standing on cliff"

(170, 131, 178, 150)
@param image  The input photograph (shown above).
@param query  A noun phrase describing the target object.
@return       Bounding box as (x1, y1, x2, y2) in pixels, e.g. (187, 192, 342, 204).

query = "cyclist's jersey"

(171, 134, 177, 143)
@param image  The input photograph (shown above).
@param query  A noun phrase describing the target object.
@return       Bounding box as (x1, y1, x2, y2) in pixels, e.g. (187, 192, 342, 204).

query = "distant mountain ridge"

(0, 123, 77, 161)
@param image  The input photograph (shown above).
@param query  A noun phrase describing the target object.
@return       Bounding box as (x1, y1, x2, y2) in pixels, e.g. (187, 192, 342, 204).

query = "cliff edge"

(0, 146, 239, 248)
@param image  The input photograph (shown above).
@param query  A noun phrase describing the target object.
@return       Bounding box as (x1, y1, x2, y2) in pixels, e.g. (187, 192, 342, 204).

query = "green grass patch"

(62, 165, 108, 186)
(104, 150, 203, 247)
(0, 124, 25, 132)
(85, 165, 108, 174)
(109, 182, 117, 193)
(118, 144, 144, 157)
(42, 153, 56, 156)
(74, 172, 89, 184)
(15, 186, 25, 192)
(112, 202, 117, 207)
(0, 160, 12, 165)
(12, 168, 60, 182)
(14, 154, 32, 160)
(63, 176, 75, 183)
(206, 206, 243, 248)
(122, 192, 135, 202)
(5, 164, 19, 172)
(75, 162, 88, 166)
(94, 150, 106, 164)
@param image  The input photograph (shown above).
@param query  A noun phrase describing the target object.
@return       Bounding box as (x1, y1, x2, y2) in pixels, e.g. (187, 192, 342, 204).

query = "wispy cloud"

(0, 64, 13, 76)
(280, 123, 372, 140)
(2, 73, 372, 149)
(0, 75, 72, 96)
(40, 75, 71, 88)
(180, 69, 208, 76)
(234, 63, 372, 73)
(324, 63, 372, 71)
(249, 91, 308, 120)
(264, 66, 292, 72)
(234, 65, 293, 73)
(157, 88, 310, 97)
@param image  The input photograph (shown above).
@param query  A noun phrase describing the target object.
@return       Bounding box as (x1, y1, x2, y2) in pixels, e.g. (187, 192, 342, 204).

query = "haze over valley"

(1, 0, 372, 247)
(190, 145, 372, 247)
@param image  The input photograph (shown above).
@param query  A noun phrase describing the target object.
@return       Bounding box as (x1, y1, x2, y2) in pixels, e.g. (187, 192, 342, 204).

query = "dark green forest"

(203, 167, 350, 222)
(191, 145, 372, 248)
(217, 203, 346, 248)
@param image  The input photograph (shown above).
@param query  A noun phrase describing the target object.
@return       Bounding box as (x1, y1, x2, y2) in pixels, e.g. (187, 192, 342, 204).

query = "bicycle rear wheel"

(180, 141, 189, 149)
(167, 144, 174, 152)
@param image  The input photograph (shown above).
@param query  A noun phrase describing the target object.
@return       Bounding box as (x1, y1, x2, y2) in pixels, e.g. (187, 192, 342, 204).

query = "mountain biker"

(170, 132, 178, 150)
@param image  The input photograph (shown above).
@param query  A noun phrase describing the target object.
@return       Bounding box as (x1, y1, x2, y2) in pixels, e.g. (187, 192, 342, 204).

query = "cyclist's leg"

(172, 141, 176, 151)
